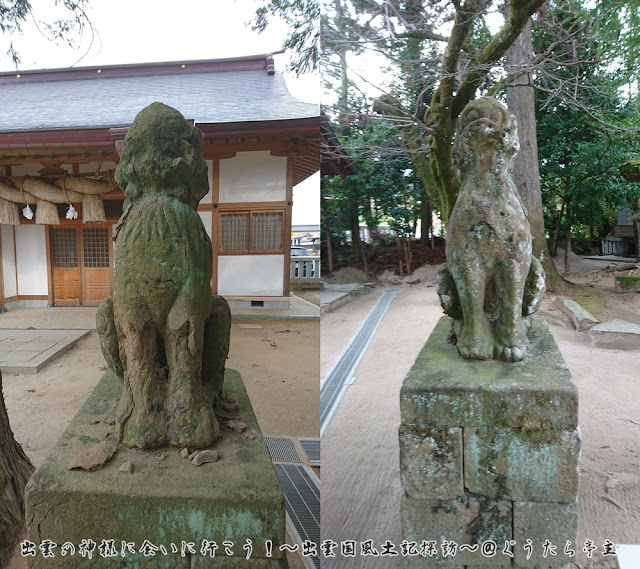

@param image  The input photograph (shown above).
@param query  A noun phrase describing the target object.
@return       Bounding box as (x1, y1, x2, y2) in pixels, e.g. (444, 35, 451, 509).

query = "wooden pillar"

(283, 156, 294, 296)
(211, 159, 220, 294)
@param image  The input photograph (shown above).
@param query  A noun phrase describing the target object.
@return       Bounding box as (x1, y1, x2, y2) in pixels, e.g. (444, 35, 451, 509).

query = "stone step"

(589, 319, 640, 349)
(614, 275, 640, 293)
(554, 297, 599, 331)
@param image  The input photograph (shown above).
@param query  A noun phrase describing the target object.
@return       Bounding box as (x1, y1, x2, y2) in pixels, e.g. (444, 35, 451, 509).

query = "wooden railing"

(290, 256, 321, 284)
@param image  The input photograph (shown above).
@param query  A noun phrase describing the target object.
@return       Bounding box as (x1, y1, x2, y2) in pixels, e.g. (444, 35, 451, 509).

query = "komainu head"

(115, 102, 209, 207)
(453, 96, 519, 176)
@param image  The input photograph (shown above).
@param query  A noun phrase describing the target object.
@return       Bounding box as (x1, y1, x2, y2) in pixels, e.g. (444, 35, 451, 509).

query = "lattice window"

(51, 228, 78, 268)
(220, 213, 250, 251)
(219, 210, 285, 254)
(83, 228, 109, 268)
(252, 212, 283, 251)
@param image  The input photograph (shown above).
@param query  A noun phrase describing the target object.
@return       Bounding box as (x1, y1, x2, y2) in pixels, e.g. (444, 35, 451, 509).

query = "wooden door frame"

(80, 225, 113, 306)
(49, 223, 113, 306)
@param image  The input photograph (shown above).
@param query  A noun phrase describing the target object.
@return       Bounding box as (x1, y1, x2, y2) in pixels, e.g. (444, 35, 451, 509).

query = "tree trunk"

(348, 206, 362, 259)
(321, 196, 334, 273)
(429, 200, 435, 249)
(0, 371, 35, 565)
(506, 15, 568, 292)
(551, 199, 566, 258)
(334, 0, 349, 123)
(419, 189, 429, 246)
(565, 225, 572, 273)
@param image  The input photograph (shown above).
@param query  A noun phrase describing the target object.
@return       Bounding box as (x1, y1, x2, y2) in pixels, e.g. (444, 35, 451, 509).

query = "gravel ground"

(0, 293, 320, 331)
(0, 306, 97, 330)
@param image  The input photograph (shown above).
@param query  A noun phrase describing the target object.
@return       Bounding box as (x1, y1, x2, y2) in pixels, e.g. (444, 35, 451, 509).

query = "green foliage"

(0, 0, 30, 35)
(537, 96, 640, 238)
(591, 0, 640, 85)
(323, 118, 425, 240)
(251, 0, 319, 75)
(0, 0, 92, 66)
(534, 1, 640, 243)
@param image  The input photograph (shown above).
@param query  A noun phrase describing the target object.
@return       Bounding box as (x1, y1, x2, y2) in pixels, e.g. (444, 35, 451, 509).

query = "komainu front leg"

(450, 265, 494, 360)
(494, 259, 528, 361)
(523, 256, 546, 317)
(115, 320, 167, 448)
(202, 295, 232, 402)
(96, 297, 123, 379)
(165, 319, 220, 449)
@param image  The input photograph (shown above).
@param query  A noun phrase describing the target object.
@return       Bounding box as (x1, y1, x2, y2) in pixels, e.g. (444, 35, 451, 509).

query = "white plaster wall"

(219, 151, 286, 203)
(15, 225, 48, 295)
(198, 211, 212, 241)
(77, 161, 118, 174)
(11, 163, 66, 176)
(292, 172, 321, 225)
(2, 225, 16, 298)
(218, 255, 284, 296)
(201, 160, 213, 204)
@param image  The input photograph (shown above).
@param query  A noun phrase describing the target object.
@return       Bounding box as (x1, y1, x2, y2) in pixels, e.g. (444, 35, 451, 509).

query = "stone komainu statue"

(437, 96, 545, 362)
(96, 102, 231, 449)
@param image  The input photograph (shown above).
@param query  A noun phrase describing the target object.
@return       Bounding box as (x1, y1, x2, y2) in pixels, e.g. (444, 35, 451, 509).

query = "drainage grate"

(298, 438, 320, 465)
(264, 436, 303, 463)
(275, 465, 320, 569)
(320, 289, 398, 434)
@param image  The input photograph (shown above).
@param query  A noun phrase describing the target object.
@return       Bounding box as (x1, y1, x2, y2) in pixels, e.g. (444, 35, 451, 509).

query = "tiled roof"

(0, 61, 318, 132)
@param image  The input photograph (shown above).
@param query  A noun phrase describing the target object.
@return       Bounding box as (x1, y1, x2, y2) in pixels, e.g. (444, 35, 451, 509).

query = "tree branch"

(452, 0, 546, 117)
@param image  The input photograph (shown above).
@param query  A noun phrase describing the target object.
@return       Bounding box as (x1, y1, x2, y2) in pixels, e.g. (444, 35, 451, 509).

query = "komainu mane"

(97, 102, 231, 449)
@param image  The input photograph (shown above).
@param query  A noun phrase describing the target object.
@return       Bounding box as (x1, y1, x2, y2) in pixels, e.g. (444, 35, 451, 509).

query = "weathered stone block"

(400, 316, 580, 569)
(400, 317, 578, 430)
(402, 495, 465, 561)
(399, 426, 463, 500)
(553, 297, 599, 330)
(464, 427, 580, 502)
(25, 369, 287, 568)
(402, 495, 512, 567)
(589, 319, 640, 349)
(513, 501, 578, 567)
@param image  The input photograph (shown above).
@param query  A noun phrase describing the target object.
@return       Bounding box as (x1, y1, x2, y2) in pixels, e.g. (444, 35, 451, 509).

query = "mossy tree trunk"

(426, 0, 548, 224)
(419, 189, 432, 246)
(506, 14, 568, 292)
(375, 0, 547, 226)
(0, 371, 34, 566)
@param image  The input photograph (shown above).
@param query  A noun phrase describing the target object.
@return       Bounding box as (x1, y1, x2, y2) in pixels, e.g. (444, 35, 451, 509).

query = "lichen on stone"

(437, 97, 545, 362)
(97, 103, 231, 450)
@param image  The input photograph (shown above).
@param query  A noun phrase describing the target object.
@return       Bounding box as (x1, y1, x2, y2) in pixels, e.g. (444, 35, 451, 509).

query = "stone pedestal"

(400, 316, 580, 568)
(25, 369, 288, 568)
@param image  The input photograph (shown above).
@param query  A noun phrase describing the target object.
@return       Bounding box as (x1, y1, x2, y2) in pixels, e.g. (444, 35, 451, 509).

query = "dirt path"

(322, 262, 640, 569)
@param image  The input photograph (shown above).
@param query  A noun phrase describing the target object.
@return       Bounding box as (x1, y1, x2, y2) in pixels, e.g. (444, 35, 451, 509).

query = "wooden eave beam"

(0, 149, 119, 166)
(0, 128, 118, 152)
(197, 117, 320, 139)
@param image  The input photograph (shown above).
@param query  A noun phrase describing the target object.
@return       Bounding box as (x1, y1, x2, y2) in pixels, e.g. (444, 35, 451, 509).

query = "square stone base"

(400, 316, 580, 568)
(25, 369, 288, 568)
